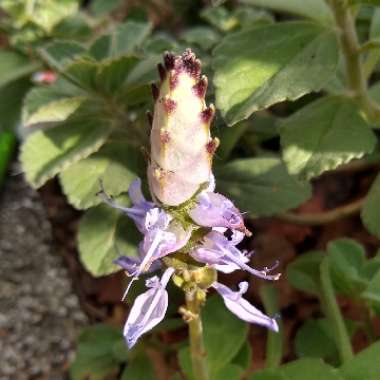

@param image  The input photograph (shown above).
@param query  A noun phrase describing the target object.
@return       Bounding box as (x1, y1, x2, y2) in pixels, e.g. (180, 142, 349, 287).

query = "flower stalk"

(185, 290, 210, 380)
(319, 257, 353, 364)
(329, 0, 380, 124)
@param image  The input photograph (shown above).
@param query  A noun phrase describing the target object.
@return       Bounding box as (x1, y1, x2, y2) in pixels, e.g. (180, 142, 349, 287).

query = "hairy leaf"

(215, 157, 312, 216)
(20, 110, 111, 188)
(39, 40, 86, 71)
(78, 203, 140, 276)
(89, 21, 152, 61)
(60, 141, 144, 209)
(280, 96, 376, 180)
(241, 0, 333, 24)
(339, 342, 380, 380)
(213, 22, 338, 125)
(362, 173, 380, 238)
(0, 50, 39, 88)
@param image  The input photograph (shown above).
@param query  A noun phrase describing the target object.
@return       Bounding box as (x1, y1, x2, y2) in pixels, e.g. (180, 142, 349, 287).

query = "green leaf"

(216, 121, 249, 161)
(327, 239, 368, 296)
(144, 34, 178, 54)
(201, 6, 239, 32)
(51, 14, 92, 41)
(64, 59, 99, 91)
(361, 270, 380, 309)
(351, 0, 380, 5)
(181, 27, 220, 50)
(213, 364, 244, 380)
(0, 50, 39, 88)
(39, 40, 86, 71)
(20, 110, 111, 188)
(120, 353, 155, 380)
(280, 96, 376, 180)
(89, 21, 152, 61)
(23, 78, 83, 123)
(294, 319, 338, 361)
(339, 341, 380, 380)
(280, 358, 343, 380)
(370, 8, 380, 39)
(91, 0, 121, 16)
(62, 55, 142, 96)
(203, 296, 248, 374)
(215, 157, 312, 216)
(96, 55, 140, 94)
(70, 324, 126, 380)
(78, 203, 140, 276)
(241, 0, 333, 24)
(0, 78, 31, 132)
(286, 251, 324, 295)
(250, 369, 286, 380)
(362, 173, 380, 238)
(27, 0, 79, 33)
(178, 347, 194, 380)
(213, 22, 339, 125)
(25, 96, 86, 126)
(231, 342, 252, 371)
(232, 5, 274, 29)
(60, 141, 144, 209)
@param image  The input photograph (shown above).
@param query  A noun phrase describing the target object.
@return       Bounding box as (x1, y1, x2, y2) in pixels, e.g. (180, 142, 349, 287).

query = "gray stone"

(0, 164, 87, 380)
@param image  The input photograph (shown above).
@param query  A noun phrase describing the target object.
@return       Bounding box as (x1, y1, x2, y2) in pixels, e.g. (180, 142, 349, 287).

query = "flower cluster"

(99, 50, 280, 349)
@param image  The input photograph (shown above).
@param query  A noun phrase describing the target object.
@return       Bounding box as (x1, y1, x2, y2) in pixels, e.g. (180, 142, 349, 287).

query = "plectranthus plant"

(99, 49, 280, 380)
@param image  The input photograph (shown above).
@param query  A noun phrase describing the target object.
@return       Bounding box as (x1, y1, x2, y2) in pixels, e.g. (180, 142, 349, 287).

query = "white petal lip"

(212, 281, 279, 332)
(124, 267, 174, 348)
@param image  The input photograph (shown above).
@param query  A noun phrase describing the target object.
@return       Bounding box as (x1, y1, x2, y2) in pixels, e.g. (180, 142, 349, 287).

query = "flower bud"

(148, 49, 216, 206)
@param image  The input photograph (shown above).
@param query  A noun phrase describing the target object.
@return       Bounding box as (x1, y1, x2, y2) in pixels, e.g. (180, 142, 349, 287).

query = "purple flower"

(137, 213, 191, 277)
(98, 179, 154, 233)
(114, 256, 142, 274)
(189, 190, 250, 235)
(212, 281, 279, 332)
(191, 231, 280, 280)
(124, 267, 175, 348)
(117, 206, 191, 299)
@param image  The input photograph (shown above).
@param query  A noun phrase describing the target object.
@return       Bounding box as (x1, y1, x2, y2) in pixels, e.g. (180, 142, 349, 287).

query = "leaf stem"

(319, 257, 354, 364)
(277, 197, 364, 226)
(185, 291, 210, 380)
(329, 0, 380, 124)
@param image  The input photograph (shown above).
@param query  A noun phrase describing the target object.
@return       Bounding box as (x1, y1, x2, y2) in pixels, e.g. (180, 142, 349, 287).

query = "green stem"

(260, 284, 283, 368)
(320, 258, 354, 364)
(0, 131, 16, 189)
(329, 0, 380, 124)
(185, 291, 210, 380)
(277, 197, 364, 226)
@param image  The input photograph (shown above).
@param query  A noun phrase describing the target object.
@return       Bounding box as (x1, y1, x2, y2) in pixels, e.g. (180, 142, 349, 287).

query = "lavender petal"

(124, 267, 174, 348)
(213, 281, 279, 332)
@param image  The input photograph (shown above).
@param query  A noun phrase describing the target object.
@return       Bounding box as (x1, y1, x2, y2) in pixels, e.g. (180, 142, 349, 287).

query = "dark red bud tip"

(200, 104, 215, 124)
(163, 97, 177, 114)
(146, 111, 153, 126)
(160, 130, 170, 144)
(181, 49, 201, 79)
(151, 83, 159, 101)
(157, 63, 166, 81)
(193, 75, 208, 98)
(164, 51, 175, 70)
(169, 71, 178, 90)
(206, 138, 219, 154)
